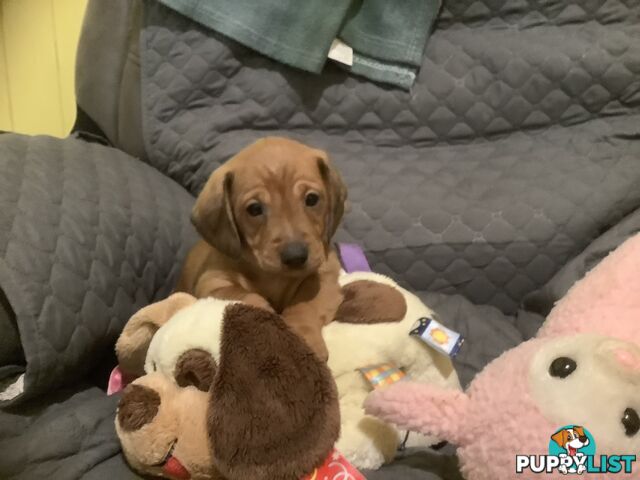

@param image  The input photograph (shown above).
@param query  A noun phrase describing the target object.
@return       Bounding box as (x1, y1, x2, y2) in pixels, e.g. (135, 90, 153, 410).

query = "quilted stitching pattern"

(0, 134, 197, 403)
(0, 385, 121, 479)
(140, 1, 640, 313)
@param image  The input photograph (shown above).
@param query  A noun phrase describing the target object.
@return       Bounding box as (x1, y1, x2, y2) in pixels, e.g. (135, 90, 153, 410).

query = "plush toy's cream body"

(145, 271, 461, 470)
(328, 271, 460, 468)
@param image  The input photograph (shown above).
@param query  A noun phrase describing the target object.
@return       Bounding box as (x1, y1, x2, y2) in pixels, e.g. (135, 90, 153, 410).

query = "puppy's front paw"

(312, 339, 329, 362)
(289, 325, 329, 362)
(242, 293, 275, 313)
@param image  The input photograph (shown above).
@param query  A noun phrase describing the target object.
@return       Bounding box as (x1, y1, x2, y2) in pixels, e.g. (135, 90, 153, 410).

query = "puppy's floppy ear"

(574, 426, 585, 437)
(551, 429, 569, 448)
(191, 169, 242, 258)
(208, 303, 340, 480)
(316, 152, 347, 242)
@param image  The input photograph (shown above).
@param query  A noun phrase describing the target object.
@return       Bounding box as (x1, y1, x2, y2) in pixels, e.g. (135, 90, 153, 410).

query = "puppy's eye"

(246, 202, 263, 217)
(305, 192, 320, 207)
(549, 357, 577, 378)
(622, 408, 640, 437)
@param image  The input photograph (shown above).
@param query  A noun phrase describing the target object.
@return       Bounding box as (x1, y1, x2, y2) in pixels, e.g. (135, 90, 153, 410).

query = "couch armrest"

(0, 133, 197, 405)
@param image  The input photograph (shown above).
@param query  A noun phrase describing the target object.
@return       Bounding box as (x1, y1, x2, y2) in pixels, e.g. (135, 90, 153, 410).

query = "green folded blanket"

(154, 0, 441, 89)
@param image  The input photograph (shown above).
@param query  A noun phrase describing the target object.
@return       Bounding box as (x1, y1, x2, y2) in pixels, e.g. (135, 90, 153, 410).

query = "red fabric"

(163, 456, 190, 479)
(302, 450, 365, 480)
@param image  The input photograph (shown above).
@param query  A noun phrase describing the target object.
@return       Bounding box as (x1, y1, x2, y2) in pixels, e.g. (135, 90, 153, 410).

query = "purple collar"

(336, 243, 371, 273)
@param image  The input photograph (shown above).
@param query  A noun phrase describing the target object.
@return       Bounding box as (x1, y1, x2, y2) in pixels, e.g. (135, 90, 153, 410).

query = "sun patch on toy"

(430, 328, 450, 345)
(410, 316, 464, 358)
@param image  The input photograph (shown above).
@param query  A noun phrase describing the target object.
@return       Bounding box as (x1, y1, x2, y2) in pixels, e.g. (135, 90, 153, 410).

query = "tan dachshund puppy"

(176, 137, 348, 360)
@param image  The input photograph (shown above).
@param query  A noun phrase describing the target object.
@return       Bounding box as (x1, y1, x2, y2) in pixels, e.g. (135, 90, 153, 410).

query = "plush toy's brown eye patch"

(174, 348, 217, 392)
(335, 280, 407, 324)
(117, 384, 161, 432)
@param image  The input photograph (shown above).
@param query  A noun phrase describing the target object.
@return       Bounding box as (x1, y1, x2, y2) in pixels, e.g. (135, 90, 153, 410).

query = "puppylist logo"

(516, 425, 636, 475)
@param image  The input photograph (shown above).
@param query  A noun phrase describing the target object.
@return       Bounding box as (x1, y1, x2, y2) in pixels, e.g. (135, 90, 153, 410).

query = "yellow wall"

(0, 0, 87, 137)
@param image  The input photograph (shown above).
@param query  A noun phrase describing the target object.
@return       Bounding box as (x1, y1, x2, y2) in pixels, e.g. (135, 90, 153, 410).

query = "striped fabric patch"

(359, 363, 406, 389)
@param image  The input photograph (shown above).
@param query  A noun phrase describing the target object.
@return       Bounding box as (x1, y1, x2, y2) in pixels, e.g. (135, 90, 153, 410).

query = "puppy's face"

(192, 137, 347, 275)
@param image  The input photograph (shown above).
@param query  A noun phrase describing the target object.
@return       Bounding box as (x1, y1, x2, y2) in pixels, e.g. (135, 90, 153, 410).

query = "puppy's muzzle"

(280, 242, 309, 268)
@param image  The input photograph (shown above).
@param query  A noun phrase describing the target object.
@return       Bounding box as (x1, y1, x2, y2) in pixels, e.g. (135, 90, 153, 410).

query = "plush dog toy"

(115, 299, 341, 480)
(114, 270, 461, 476)
(365, 234, 640, 479)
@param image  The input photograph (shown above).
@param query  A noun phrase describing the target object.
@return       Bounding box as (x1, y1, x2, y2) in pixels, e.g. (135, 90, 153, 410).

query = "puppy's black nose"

(579, 435, 588, 443)
(280, 242, 308, 268)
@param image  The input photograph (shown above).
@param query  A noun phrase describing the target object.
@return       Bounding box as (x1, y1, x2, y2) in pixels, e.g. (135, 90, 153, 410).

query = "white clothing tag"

(328, 38, 353, 66)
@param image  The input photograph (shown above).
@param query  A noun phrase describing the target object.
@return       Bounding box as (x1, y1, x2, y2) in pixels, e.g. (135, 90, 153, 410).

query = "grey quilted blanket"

(141, 0, 640, 315)
(0, 134, 197, 404)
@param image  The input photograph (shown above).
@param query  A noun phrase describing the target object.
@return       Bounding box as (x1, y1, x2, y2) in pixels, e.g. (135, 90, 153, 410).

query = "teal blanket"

(154, 0, 440, 89)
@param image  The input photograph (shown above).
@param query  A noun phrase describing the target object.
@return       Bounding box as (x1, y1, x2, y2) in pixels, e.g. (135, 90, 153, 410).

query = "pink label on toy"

(107, 366, 136, 395)
(302, 450, 365, 480)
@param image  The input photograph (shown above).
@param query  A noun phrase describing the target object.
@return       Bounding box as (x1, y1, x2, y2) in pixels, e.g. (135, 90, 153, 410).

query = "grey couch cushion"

(75, 0, 146, 159)
(0, 289, 22, 368)
(140, 1, 640, 314)
(0, 134, 197, 404)
(0, 384, 123, 480)
(524, 207, 640, 316)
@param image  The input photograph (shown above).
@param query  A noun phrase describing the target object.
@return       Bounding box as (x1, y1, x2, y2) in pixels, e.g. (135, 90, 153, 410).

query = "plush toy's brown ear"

(208, 303, 340, 480)
(174, 348, 217, 392)
(334, 280, 407, 324)
(116, 293, 197, 376)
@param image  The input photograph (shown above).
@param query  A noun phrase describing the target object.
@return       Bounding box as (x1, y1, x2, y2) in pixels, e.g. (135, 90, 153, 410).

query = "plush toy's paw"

(209, 303, 340, 480)
(365, 382, 471, 447)
(337, 412, 398, 470)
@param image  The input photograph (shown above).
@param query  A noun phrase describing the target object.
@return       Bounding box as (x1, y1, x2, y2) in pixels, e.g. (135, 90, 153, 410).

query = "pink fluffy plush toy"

(365, 234, 640, 479)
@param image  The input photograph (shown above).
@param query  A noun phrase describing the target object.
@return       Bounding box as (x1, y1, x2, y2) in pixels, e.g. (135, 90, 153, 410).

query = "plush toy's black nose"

(280, 242, 308, 268)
